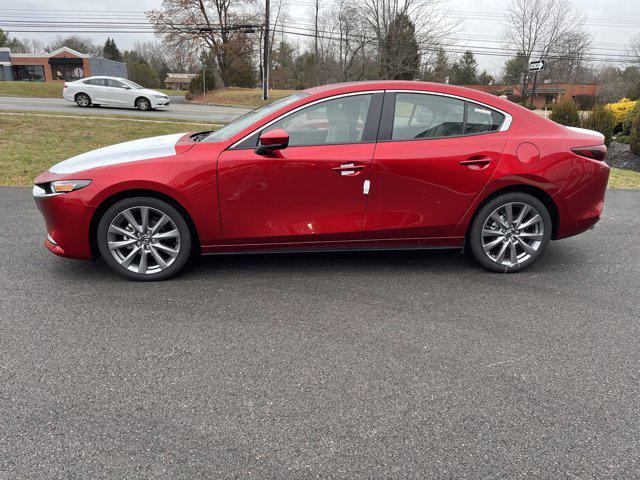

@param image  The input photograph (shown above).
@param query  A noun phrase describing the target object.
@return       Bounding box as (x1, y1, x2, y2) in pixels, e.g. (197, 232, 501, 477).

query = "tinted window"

(392, 93, 464, 140)
(107, 79, 126, 88)
(265, 94, 372, 146)
(84, 78, 106, 86)
(465, 103, 504, 134)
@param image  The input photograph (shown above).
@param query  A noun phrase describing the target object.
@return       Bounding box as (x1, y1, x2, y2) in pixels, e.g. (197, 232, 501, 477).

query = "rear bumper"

(555, 167, 609, 240)
(33, 185, 94, 260)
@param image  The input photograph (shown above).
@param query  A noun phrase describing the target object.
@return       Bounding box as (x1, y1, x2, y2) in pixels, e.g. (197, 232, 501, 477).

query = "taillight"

(63, 83, 69, 89)
(571, 145, 606, 161)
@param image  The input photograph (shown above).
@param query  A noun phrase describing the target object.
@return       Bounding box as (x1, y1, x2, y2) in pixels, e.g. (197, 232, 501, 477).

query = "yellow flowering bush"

(605, 98, 637, 126)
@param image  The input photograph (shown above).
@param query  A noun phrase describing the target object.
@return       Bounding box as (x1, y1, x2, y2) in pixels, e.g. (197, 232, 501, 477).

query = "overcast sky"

(2, 0, 639, 75)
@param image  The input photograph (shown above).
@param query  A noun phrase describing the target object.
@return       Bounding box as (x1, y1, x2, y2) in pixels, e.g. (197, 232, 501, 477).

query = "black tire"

(469, 192, 552, 273)
(75, 93, 91, 107)
(97, 197, 192, 281)
(136, 97, 152, 111)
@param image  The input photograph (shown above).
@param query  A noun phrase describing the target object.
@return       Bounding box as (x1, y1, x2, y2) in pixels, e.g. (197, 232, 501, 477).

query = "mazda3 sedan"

(34, 81, 609, 280)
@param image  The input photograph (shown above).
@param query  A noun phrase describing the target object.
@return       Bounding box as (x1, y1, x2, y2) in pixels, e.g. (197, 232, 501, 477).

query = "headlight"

(154, 94, 168, 99)
(34, 180, 92, 197)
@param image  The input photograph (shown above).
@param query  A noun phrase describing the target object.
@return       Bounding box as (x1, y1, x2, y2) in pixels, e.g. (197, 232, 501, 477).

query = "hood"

(50, 133, 187, 174)
(138, 88, 167, 97)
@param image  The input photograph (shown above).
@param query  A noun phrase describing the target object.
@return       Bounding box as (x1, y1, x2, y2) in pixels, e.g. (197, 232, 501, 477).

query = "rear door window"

(465, 103, 505, 134)
(392, 93, 465, 140)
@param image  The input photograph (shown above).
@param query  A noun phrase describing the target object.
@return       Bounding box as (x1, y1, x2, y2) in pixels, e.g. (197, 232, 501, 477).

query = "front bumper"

(33, 184, 95, 260)
(151, 98, 170, 108)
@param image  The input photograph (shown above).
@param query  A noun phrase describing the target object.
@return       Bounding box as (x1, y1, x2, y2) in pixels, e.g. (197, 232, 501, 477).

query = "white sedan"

(63, 76, 170, 111)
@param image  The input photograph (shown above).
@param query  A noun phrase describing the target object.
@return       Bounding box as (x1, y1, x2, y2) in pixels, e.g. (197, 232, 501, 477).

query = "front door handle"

(459, 157, 492, 170)
(332, 163, 365, 176)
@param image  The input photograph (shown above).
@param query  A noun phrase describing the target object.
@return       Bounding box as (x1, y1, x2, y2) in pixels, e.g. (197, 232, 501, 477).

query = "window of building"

(12, 65, 45, 82)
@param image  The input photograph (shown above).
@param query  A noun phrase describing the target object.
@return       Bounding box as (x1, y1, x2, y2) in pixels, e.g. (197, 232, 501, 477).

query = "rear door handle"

(459, 157, 491, 170)
(332, 163, 365, 176)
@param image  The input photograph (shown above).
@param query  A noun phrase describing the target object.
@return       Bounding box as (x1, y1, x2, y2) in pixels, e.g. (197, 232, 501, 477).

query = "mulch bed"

(606, 141, 640, 172)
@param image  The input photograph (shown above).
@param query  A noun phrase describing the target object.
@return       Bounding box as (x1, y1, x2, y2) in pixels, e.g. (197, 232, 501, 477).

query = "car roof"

(303, 80, 529, 117)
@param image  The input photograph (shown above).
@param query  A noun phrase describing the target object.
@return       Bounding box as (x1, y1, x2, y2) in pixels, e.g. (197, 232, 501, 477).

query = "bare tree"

(626, 33, 640, 67)
(542, 31, 592, 83)
(502, 0, 588, 106)
(357, 0, 458, 80)
(147, 0, 258, 87)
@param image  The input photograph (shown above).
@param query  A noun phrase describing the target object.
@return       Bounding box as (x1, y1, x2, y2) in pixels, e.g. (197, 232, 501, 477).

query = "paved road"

(1, 187, 639, 478)
(0, 95, 250, 122)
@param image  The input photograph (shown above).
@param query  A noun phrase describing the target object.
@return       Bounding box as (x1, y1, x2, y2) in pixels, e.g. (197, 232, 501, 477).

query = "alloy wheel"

(480, 202, 545, 267)
(76, 94, 90, 107)
(106, 206, 181, 275)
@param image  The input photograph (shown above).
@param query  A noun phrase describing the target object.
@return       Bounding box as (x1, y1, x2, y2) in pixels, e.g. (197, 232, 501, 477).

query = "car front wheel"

(75, 93, 91, 107)
(469, 192, 552, 273)
(136, 97, 152, 111)
(97, 197, 192, 281)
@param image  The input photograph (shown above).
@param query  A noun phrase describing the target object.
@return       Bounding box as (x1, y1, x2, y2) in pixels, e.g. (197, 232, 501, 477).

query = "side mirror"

(256, 128, 289, 155)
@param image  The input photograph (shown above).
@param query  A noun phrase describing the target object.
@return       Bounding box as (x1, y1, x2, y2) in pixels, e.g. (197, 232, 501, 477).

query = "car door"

(217, 92, 383, 244)
(105, 79, 130, 106)
(82, 78, 103, 103)
(364, 91, 509, 239)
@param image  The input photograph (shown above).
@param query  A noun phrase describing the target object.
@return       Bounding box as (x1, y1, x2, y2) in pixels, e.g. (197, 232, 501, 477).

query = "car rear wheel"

(136, 97, 152, 111)
(75, 93, 91, 107)
(97, 197, 192, 281)
(469, 192, 552, 273)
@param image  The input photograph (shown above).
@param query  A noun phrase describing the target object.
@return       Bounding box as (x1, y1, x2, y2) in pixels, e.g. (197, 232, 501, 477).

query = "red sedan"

(34, 81, 609, 280)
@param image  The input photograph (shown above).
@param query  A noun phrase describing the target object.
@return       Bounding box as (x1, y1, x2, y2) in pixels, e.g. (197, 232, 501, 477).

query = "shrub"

(616, 135, 630, 144)
(582, 103, 617, 146)
(623, 101, 640, 135)
(574, 94, 596, 110)
(630, 111, 640, 155)
(188, 69, 217, 97)
(605, 98, 637, 131)
(549, 98, 581, 127)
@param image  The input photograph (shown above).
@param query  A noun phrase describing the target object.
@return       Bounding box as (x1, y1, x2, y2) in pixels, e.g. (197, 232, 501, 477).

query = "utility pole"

(314, 0, 319, 85)
(262, 0, 270, 100)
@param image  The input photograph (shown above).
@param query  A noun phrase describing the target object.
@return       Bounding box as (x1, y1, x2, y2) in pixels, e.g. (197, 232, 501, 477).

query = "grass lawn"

(0, 81, 187, 99)
(0, 112, 218, 186)
(608, 167, 640, 189)
(196, 87, 298, 108)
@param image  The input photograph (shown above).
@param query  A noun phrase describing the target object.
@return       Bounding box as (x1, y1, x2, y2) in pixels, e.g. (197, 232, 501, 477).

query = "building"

(462, 83, 600, 109)
(0, 47, 127, 82)
(165, 73, 197, 90)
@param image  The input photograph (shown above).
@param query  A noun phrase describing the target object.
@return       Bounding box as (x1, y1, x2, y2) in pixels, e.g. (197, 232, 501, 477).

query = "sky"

(1, 0, 639, 75)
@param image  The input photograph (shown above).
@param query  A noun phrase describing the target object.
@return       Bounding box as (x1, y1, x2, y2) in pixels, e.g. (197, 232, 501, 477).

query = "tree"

(627, 33, 640, 67)
(502, 52, 528, 85)
(424, 48, 449, 83)
(0, 29, 29, 53)
(271, 40, 297, 89)
(126, 61, 161, 88)
(380, 13, 420, 80)
(451, 50, 478, 84)
(47, 35, 100, 55)
(147, 0, 257, 87)
(103, 38, 122, 61)
(358, 0, 459, 82)
(478, 70, 494, 85)
(502, 0, 588, 106)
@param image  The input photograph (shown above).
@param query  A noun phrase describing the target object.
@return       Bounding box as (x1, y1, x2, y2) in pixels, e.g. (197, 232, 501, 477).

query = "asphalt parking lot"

(1, 187, 639, 478)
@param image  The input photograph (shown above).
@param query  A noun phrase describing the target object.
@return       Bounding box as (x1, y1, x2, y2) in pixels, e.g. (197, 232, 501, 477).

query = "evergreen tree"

(380, 13, 420, 80)
(478, 70, 494, 85)
(452, 50, 478, 84)
(103, 38, 122, 61)
(502, 52, 528, 85)
(427, 48, 449, 83)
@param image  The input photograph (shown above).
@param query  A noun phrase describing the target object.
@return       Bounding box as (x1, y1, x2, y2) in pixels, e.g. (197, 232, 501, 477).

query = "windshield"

(205, 93, 309, 142)
(122, 79, 144, 89)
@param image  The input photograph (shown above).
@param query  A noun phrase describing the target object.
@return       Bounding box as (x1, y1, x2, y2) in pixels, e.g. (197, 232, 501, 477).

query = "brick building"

(462, 83, 600, 109)
(0, 46, 127, 83)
